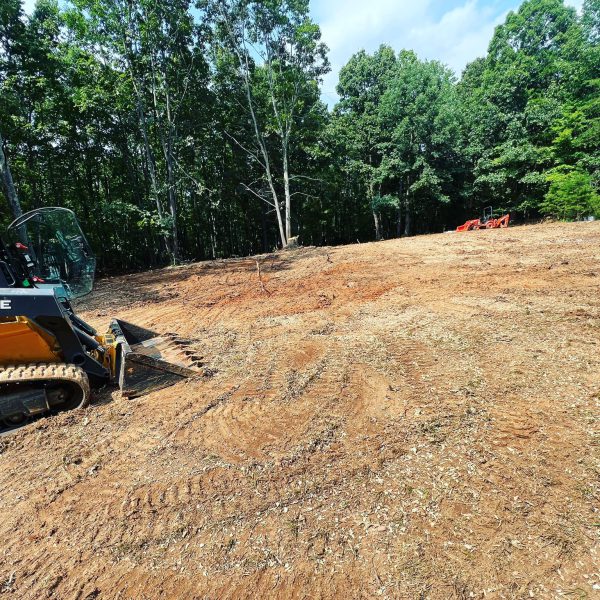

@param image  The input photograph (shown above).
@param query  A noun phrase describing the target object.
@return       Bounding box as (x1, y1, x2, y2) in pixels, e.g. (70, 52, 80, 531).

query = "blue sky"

(310, 0, 584, 104)
(22, 0, 584, 105)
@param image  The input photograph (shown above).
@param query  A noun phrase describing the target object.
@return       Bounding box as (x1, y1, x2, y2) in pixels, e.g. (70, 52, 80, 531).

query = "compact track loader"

(0, 207, 199, 429)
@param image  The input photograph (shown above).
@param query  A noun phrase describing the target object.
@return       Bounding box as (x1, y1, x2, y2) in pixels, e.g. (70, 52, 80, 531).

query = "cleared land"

(0, 221, 599, 599)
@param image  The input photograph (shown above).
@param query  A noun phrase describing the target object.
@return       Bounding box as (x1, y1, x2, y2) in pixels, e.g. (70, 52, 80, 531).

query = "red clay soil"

(0, 221, 599, 599)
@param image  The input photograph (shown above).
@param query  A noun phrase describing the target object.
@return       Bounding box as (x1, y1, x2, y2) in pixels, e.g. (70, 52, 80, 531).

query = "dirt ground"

(0, 221, 599, 599)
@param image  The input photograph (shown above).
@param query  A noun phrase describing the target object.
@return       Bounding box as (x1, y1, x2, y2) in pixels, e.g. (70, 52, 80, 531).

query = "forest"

(0, 0, 598, 273)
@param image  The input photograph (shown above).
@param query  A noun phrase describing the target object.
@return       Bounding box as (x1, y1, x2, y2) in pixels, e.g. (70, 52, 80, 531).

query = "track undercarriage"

(0, 364, 89, 428)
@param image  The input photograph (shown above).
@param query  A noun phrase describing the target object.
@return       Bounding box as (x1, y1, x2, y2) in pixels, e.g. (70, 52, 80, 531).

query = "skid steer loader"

(0, 207, 200, 429)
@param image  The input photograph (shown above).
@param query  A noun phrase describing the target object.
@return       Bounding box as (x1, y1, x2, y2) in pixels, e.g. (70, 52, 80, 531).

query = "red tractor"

(456, 206, 510, 232)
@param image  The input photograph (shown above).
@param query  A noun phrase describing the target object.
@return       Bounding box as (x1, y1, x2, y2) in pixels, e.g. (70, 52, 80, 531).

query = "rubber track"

(0, 363, 91, 409)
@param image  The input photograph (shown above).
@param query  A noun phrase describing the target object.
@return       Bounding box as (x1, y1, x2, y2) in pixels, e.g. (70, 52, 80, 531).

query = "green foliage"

(0, 0, 598, 271)
(540, 168, 600, 219)
(331, 46, 462, 237)
(371, 194, 399, 211)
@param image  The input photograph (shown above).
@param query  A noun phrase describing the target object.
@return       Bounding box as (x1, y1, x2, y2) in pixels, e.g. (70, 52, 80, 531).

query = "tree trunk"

(404, 179, 412, 236)
(0, 131, 23, 220)
(236, 45, 286, 247)
(244, 80, 286, 247)
(283, 143, 292, 242)
(165, 148, 179, 263)
(373, 210, 382, 241)
(404, 199, 412, 236)
(369, 180, 381, 241)
(135, 97, 173, 261)
(397, 180, 403, 237)
(162, 69, 179, 264)
(270, 180, 287, 248)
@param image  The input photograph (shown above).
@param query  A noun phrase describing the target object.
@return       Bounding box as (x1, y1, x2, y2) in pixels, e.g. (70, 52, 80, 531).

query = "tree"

(0, 130, 21, 220)
(582, 0, 600, 43)
(334, 45, 397, 239)
(69, 0, 209, 263)
(540, 168, 600, 219)
(540, 168, 600, 220)
(0, 0, 25, 219)
(199, 0, 329, 247)
(333, 47, 464, 239)
(380, 52, 463, 235)
(1, 0, 599, 273)
(461, 0, 584, 216)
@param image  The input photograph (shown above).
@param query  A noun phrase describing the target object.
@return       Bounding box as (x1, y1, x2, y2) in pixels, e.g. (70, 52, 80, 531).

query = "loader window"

(7, 207, 96, 299)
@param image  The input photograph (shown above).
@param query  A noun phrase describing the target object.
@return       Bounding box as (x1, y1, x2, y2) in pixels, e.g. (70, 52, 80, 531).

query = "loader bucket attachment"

(109, 319, 201, 398)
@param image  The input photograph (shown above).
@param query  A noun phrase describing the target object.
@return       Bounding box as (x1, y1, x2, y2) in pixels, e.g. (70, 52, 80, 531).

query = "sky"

(21, 0, 585, 106)
(311, 0, 584, 105)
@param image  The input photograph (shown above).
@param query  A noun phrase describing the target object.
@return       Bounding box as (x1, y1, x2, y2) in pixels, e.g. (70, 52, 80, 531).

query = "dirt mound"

(1, 222, 599, 599)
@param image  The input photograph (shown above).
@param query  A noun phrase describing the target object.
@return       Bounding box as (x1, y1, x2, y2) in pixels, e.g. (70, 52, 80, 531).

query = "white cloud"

(313, 0, 587, 106)
(22, 0, 37, 14)
(401, 1, 508, 76)
(314, 0, 432, 103)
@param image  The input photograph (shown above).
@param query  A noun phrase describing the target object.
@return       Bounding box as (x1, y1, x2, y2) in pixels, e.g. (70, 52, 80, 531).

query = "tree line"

(1, 0, 598, 273)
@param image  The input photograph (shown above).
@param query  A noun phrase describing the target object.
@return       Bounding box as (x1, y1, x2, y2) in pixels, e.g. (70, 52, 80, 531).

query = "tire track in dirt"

(188, 339, 352, 462)
(2, 222, 600, 599)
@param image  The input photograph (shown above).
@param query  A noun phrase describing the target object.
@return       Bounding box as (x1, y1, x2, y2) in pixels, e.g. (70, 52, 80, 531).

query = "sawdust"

(0, 221, 599, 599)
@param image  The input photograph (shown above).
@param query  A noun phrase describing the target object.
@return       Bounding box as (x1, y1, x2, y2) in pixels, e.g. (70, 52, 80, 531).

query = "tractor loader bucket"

(109, 319, 201, 398)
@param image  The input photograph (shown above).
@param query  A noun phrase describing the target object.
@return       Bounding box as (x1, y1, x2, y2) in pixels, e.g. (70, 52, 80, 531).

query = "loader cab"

(6, 207, 96, 300)
(0, 236, 28, 288)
